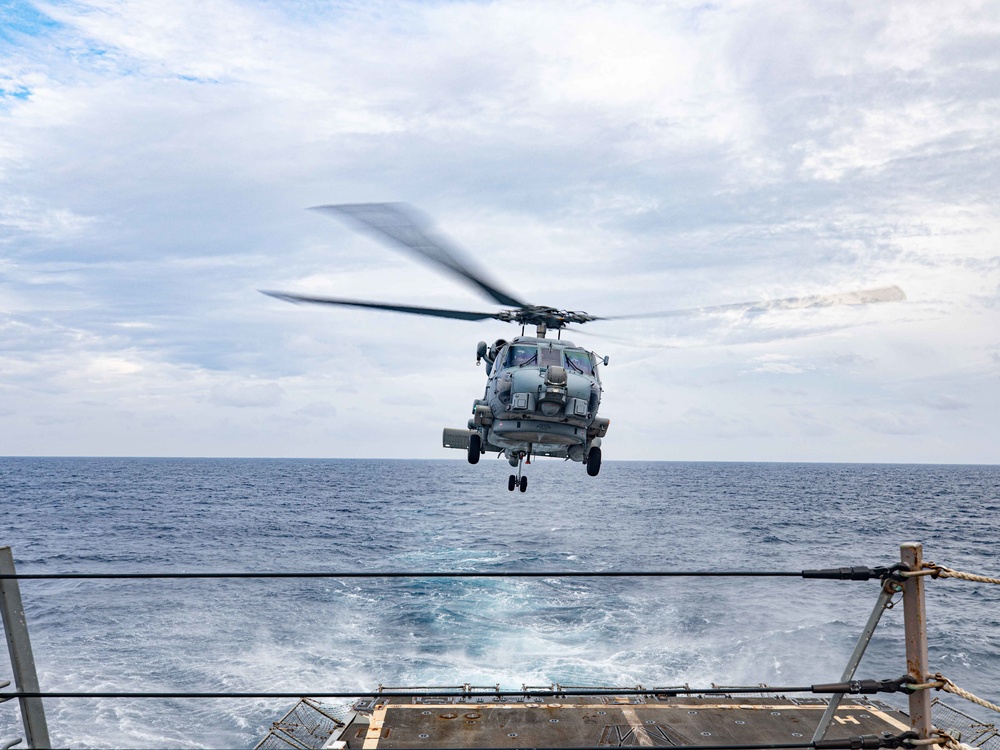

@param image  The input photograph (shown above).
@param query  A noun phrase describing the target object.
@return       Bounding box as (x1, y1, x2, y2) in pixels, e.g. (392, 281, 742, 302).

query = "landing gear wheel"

(507, 450, 528, 492)
(467, 433, 481, 464)
(586, 446, 602, 477)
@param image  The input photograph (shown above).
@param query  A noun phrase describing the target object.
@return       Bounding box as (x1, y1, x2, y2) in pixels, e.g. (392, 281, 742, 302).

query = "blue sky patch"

(177, 74, 221, 84)
(0, 84, 32, 100)
(0, 0, 61, 44)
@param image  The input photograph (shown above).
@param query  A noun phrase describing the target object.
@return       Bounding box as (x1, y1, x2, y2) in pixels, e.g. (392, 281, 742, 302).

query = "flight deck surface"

(341, 694, 910, 748)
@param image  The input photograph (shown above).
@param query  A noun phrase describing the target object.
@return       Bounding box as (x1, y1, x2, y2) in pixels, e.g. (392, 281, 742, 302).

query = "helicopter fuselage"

(443, 336, 610, 475)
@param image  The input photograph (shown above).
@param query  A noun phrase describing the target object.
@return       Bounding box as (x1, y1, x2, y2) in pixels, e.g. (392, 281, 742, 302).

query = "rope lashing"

(894, 558, 1000, 720)
(925, 673, 1000, 715)
(899, 563, 1000, 585)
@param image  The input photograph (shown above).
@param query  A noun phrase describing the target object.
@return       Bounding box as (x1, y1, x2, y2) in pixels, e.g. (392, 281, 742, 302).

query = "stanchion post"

(0, 546, 51, 749)
(901, 542, 933, 739)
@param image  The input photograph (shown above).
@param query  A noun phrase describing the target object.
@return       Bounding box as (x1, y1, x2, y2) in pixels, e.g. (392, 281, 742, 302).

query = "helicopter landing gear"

(507, 451, 528, 492)
(585, 446, 602, 477)
(467, 433, 482, 464)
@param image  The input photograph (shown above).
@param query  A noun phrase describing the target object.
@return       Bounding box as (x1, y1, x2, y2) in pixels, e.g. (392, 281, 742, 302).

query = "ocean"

(2, 458, 999, 748)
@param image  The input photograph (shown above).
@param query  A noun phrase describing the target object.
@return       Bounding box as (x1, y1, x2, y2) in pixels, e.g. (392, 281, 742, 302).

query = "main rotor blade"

(260, 290, 500, 322)
(310, 203, 529, 309)
(564, 327, 680, 349)
(597, 285, 906, 321)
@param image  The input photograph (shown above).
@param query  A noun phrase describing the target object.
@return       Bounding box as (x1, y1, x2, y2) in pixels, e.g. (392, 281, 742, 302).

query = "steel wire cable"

(0, 688, 811, 699)
(0, 566, 894, 581)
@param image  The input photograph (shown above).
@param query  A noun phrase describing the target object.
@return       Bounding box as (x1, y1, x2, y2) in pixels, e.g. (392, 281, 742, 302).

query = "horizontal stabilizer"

(443, 428, 475, 450)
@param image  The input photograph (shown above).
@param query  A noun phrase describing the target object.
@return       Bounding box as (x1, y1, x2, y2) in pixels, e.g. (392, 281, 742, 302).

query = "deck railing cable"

(0, 676, 918, 700)
(0, 564, 905, 581)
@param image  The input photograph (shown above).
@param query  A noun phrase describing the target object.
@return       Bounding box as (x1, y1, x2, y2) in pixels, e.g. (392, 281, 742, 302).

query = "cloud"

(922, 394, 971, 411)
(0, 195, 96, 238)
(294, 400, 338, 419)
(745, 354, 809, 375)
(0, 0, 997, 460)
(858, 412, 924, 436)
(210, 380, 284, 408)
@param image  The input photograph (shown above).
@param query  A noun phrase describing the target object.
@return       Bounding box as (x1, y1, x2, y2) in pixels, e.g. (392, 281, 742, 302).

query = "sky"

(0, 0, 998, 462)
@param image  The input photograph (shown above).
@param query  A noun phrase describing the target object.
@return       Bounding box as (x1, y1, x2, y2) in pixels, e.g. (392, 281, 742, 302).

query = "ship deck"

(334, 693, 911, 748)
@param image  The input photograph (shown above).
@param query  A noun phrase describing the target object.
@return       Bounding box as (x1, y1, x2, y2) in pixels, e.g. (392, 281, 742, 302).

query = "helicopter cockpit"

(502, 344, 596, 377)
(505, 344, 561, 368)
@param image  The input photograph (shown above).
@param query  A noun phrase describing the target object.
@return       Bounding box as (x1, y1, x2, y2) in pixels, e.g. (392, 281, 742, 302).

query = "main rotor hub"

(500, 306, 596, 332)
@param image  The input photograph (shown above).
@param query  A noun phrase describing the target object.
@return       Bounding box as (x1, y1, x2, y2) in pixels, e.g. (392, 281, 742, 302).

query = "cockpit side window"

(506, 345, 537, 367)
(564, 349, 594, 376)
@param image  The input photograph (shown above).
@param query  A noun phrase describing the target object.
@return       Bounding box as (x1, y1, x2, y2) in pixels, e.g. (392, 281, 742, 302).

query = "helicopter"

(262, 203, 905, 493)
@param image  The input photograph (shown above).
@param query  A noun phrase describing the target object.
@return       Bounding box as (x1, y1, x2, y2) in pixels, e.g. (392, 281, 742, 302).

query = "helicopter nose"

(538, 365, 569, 416)
(539, 401, 562, 416)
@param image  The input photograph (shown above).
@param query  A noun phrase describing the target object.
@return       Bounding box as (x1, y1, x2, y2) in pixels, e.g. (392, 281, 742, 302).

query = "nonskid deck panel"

(256, 692, 915, 750)
(352, 695, 907, 749)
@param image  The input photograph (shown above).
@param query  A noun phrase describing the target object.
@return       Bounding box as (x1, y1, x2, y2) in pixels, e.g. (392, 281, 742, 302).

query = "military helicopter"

(262, 203, 905, 492)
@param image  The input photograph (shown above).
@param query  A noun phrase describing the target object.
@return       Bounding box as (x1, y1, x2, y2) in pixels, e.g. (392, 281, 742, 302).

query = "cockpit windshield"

(506, 345, 537, 367)
(503, 344, 595, 375)
(564, 349, 594, 376)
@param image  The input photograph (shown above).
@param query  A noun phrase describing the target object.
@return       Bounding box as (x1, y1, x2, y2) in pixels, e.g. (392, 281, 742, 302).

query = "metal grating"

(932, 699, 1000, 750)
(254, 698, 352, 750)
(599, 724, 683, 747)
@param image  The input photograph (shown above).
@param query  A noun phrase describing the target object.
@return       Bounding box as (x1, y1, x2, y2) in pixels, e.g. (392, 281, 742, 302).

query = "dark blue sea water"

(2, 458, 999, 748)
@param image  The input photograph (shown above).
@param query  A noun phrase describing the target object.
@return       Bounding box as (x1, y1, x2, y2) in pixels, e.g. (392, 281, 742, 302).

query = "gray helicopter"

(263, 203, 905, 493)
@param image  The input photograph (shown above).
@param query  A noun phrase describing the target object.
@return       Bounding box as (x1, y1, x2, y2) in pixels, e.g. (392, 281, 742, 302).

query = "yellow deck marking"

(620, 705, 655, 746)
(362, 704, 388, 750)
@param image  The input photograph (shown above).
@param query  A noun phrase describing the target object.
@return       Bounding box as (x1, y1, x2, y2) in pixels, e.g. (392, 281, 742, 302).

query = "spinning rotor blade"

(311, 203, 529, 309)
(564, 327, 680, 349)
(597, 285, 906, 321)
(260, 290, 499, 322)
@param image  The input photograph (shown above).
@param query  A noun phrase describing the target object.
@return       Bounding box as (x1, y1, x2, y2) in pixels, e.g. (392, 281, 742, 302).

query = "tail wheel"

(508, 474, 516, 491)
(467, 433, 482, 464)
(586, 446, 602, 477)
